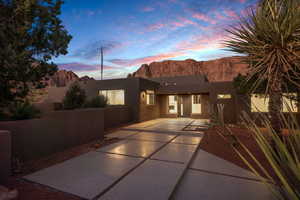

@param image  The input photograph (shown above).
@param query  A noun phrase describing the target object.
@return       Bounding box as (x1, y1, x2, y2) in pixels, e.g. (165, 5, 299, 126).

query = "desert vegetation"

(223, 0, 300, 199)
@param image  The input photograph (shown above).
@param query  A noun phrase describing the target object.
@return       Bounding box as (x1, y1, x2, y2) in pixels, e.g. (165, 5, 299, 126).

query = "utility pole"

(100, 47, 104, 80)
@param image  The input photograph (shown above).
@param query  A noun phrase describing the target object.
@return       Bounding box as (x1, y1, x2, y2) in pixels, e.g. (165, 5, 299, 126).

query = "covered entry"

(166, 94, 208, 118)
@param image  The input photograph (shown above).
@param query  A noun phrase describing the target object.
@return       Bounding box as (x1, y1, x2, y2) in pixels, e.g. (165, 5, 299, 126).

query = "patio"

(24, 118, 275, 200)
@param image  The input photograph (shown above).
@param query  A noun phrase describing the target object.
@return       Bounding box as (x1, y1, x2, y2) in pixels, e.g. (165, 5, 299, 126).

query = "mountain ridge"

(130, 56, 248, 82)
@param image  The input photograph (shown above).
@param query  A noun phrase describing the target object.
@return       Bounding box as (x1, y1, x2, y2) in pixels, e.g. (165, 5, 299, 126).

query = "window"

(192, 95, 201, 114)
(251, 93, 298, 113)
(146, 90, 155, 105)
(218, 94, 232, 99)
(283, 93, 298, 113)
(168, 95, 177, 114)
(251, 94, 269, 112)
(99, 90, 125, 105)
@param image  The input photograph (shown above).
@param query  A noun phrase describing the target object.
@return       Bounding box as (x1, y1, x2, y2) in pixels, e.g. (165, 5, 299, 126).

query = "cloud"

(58, 62, 116, 72)
(141, 6, 155, 12)
(224, 9, 239, 19)
(192, 13, 217, 24)
(175, 31, 228, 52)
(146, 23, 166, 31)
(109, 52, 186, 67)
(72, 40, 123, 60)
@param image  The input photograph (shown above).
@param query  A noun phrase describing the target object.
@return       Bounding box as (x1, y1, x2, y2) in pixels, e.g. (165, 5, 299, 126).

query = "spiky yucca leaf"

(225, 0, 300, 93)
(237, 110, 300, 200)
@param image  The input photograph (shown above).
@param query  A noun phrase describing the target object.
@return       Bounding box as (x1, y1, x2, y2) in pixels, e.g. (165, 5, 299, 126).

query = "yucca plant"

(225, 0, 300, 134)
(233, 109, 300, 200)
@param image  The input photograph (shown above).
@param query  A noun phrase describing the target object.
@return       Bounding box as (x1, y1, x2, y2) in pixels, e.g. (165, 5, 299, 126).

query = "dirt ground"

(199, 126, 278, 182)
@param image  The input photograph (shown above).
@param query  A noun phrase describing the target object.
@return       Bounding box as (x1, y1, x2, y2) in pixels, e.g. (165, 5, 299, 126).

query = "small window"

(168, 95, 178, 114)
(251, 93, 298, 113)
(251, 94, 269, 112)
(192, 95, 201, 114)
(99, 89, 125, 105)
(146, 90, 155, 105)
(283, 93, 298, 113)
(218, 94, 232, 99)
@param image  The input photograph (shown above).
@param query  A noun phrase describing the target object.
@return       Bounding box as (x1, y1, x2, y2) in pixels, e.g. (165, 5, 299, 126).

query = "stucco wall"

(0, 131, 11, 184)
(139, 92, 160, 122)
(104, 106, 133, 129)
(0, 106, 132, 162)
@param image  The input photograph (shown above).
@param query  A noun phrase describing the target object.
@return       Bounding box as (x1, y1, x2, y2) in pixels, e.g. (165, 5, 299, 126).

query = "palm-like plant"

(225, 0, 300, 134)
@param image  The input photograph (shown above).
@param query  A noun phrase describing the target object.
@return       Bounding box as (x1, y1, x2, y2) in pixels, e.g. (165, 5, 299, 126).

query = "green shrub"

(0, 109, 8, 121)
(63, 82, 86, 110)
(9, 101, 41, 120)
(84, 95, 107, 108)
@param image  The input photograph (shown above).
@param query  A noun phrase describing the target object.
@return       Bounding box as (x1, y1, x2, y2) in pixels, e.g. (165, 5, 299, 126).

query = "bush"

(63, 82, 86, 110)
(84, 95, 107, 108)
(9, 101, 41, 120)
(0, 109, 8, 121)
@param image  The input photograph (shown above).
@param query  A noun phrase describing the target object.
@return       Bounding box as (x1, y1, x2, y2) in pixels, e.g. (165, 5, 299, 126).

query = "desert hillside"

(130, 56, 248, 82)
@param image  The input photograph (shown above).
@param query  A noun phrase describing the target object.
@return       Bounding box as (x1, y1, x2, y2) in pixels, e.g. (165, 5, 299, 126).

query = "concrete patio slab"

(171, 135, 202, 145)
(24, 151, 143, 199)
(173, 169, 276, 200)
(105, 130, 139, 139)
(151, 143, 197, 163)
(128, 132, 176, 142)
(97, 139, 165, 158)
(190, 150, 260, 180)
(98, 160, 185, 200)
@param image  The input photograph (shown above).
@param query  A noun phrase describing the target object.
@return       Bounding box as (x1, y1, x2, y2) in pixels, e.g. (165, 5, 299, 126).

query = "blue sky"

(54, 0, 257, 79)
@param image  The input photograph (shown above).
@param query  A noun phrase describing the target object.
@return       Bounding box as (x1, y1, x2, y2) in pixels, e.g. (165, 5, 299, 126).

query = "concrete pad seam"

(96, 151, 146, 159)
(168, 140, 202, 200)
(149, 158, 185, 165)
(124, 138, 168, 143)
(92, 134, 181, 200)
(188, 168, 271, 184)
(181, 120, 195, 131)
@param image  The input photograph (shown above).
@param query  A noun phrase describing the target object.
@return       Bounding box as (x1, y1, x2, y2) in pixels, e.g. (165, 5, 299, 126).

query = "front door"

(178, 95, 192, 117)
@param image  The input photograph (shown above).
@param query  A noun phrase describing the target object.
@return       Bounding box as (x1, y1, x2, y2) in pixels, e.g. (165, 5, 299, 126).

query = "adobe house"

(82, 75, 300, 124)
(82, 75, 239, 123)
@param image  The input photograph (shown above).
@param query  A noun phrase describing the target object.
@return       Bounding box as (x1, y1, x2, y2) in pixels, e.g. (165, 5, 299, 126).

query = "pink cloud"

(193, 13, 217, 24)
(142, 6, 155, 12)
(171, 17, 197, 28)
(224, 9, 239, 19)
(215, 12, 228, 20)
(109, 52, 186, 67)
(58, 63, 116, 72)
(147, 23, 166, 31)
(175, 32, 228, 52)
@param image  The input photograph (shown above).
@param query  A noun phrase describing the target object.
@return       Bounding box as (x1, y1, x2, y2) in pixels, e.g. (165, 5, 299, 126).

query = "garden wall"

(104, 106, 133, 129)
(0, 131, 11, 184)
(0, 106, 132, 162)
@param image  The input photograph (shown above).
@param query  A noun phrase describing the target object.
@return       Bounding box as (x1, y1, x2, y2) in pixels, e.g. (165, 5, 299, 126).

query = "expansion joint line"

(168, 138, 201, 200)
(92, 133, 181, 200)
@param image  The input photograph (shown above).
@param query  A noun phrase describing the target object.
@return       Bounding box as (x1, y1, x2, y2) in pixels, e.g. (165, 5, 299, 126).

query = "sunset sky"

(55, 0, 257, 79)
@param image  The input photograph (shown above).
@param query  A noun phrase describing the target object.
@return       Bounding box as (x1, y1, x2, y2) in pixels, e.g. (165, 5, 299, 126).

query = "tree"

(63, 82, 86, 110)
(0, 0, 72, 107)
(225, 0, 300, 134)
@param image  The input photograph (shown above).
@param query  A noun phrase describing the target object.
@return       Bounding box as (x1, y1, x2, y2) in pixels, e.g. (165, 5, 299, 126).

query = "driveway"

(25, 118, 275, 200)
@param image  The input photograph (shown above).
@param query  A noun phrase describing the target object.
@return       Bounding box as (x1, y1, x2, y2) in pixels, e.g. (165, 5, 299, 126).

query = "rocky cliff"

(47, 70, 94, 87)
(131, 56, 248, 81)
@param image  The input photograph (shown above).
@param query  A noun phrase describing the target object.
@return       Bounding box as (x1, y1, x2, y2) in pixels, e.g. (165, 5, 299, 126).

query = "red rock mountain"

(131, 56, 249, 82)
(47, 70, 95, 87)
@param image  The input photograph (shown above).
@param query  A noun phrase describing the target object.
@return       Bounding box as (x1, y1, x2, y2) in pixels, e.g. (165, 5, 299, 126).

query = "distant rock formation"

(28, 70, 94, 105)
(47, 70, 94, 87)
(130, 56, 249, 82)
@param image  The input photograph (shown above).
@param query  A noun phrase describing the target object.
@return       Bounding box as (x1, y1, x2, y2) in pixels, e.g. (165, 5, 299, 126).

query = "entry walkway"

(24, 119, 276, 200)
